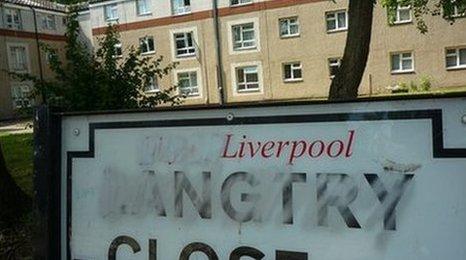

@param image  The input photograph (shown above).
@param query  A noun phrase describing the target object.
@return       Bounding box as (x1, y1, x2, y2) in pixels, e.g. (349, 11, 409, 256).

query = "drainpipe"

(212, 0, 225, 106)
(29, 6, 47, 104)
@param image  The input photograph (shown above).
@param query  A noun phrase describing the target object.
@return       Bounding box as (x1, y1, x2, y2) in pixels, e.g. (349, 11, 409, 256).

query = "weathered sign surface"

(60, 97, 466, 259)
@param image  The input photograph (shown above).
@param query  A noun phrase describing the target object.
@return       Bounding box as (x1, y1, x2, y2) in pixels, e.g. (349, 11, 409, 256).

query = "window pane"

(280, 21, 288, 35)
(460, 49, 466, 65)
(294, 68, 302, 79)
(402, 59, 412, 70)
(290, 24, 299, 35)
(327, 19, 336, 31)
(391, 55, 400, 71)
(176, 39, 185, 49)
(246, 72, 258, 83)
(186, 33, 193, 46)
(190, 72, 198, 86)
(284, 65, 291, 79)
(243, 30, 255, 41)
(446, 56, 457, 67)
(148, 38, 154, 51)
(337, 12, 346, 28)
(399, 9, 411, 21)
(233, 26, 241, 42)
(237, 69, 245, 83)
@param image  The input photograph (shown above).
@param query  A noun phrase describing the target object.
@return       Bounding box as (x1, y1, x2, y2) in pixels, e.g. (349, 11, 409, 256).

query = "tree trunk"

(328, 0, 375, 100)
(0, 143, 31, 228)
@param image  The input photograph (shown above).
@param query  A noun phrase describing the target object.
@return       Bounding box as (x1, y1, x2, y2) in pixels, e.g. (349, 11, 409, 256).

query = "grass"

(0, 133, 33, 197)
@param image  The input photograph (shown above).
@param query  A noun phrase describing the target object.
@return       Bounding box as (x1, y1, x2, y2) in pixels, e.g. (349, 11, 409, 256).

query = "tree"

(0, 143, 31, 228)
(2, 12, 184, 254)
(12, 12, 183, 111)
(328, 0, 466, 100)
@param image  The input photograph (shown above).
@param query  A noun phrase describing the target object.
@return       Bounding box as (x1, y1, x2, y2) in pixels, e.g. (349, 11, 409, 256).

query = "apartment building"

(0, 0, 68, 120)
(85, 0, 466, 106)
(1, 0, 465, 120)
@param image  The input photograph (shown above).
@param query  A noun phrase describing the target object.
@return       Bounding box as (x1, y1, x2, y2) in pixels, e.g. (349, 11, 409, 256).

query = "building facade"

(0, 0, 68, 120)
(1, 0, 465, 119)
(84, 0, 466, 107)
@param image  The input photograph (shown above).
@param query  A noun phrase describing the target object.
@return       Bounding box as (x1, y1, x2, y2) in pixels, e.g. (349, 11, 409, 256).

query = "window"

(391, 52, 414, 73)
(394, 6, 412, 24)
(279, 17, 299, 38)
(452, 4, 466, 17)
(136, 0, 151, 15)
(328, 58, 342, 78)
(41, 14, 56, 30)
(236, 66, 260, 92)
(8, 45, 28, 72)
(145, 76, 159, 93)
(11, 84, 32, 108)
(174, 32, 196, 58)
(139, 36, 155, 54)
(172, 0, 191, 15)
(114, 42, 123, 57)
(4, 8, 22, 29)
(104, 4, 118, 21)
(326, 10, 347, 32)
(177, 71, 199, 97)
(232, 23, 256, 50)
(283, 62, 302, 82)
(446, 48, 466, 69)
(231, 0, 252, 6)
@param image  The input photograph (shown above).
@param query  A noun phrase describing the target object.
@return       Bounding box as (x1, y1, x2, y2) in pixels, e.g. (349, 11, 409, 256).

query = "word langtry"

(221, 130, 356, 164)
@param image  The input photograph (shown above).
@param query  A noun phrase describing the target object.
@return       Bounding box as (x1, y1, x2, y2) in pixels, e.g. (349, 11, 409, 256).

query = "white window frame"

(136, 0, 152, 16)
(283, 62, 303, 82)
(279, 17, 300, 38)
(113, 42, 123, 57)
(41, 14, 56, 30)
(326, 10, 348, 32)
(445, 47, 466, 70)
(139, 36, 155, 55)
(144, 76, 160, 93)
(452, 4, 466, 17)
(394, 5, 412, 24)
(228, 18, 260, 55)
(170, 27, 198, 61)
(230, 0, 253, 7)
(11, 83, 33, 109)
(174, 68, 202, 98)
(6, 42, 30, 73)
(391, 51, 415, 74)
(4, 8, 22, 30)
(231, 61, 263, 95)
(104, 4, 119, 21)
(328, 58, 342, 78)
(172, 0, 191, 16)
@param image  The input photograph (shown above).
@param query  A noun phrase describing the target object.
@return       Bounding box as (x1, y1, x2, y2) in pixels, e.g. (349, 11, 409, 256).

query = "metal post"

(33, 105, 61, 259)
(30, 7, 47, 104)
(212, 0, 225, 106)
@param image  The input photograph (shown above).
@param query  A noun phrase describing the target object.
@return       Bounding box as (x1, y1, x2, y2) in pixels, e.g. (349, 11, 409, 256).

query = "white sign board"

(61, 97, 466, 259)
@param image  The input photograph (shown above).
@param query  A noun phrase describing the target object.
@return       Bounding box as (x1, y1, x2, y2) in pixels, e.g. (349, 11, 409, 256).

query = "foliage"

(382, 0, 466, 33)
(418, 74, 433, 91)
(0, 213, 34, 260)
(0, 134, 33, 196)
(11, 12, 183, 112)
(389, 75, 434, 93)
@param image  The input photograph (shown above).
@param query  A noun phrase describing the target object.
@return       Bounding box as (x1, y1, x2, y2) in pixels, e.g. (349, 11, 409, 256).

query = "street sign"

(52, 97, 466, 259)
